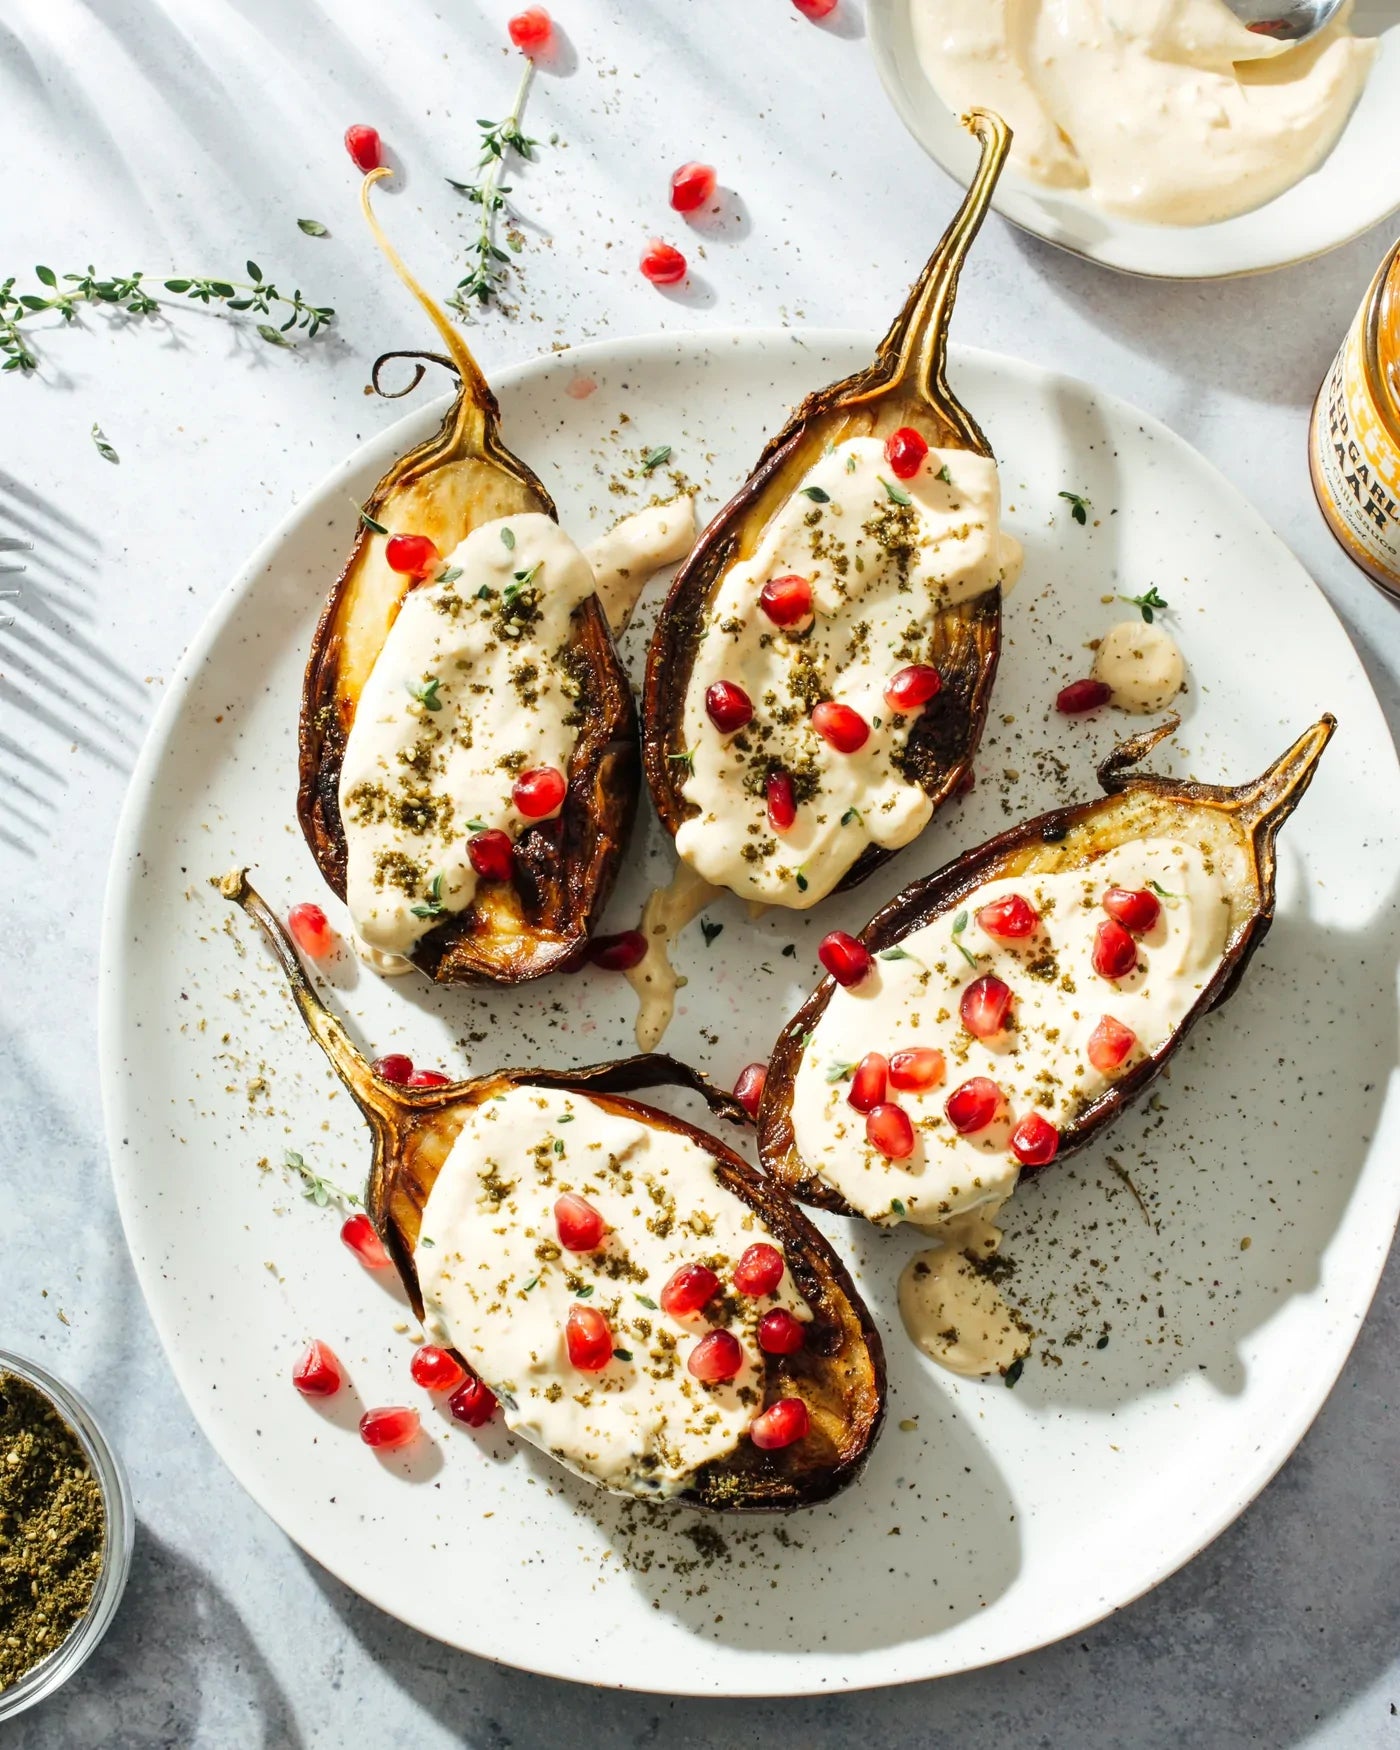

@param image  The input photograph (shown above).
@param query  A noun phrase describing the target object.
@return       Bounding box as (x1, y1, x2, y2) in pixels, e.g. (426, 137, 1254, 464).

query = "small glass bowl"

(0, 1351, 135, 1723)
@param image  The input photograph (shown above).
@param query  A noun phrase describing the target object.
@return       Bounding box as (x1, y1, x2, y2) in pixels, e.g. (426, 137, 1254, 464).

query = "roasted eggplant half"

(298, 169, 637, 984)
(759, 716, 1335, 1227)
(219, 870, 884, 1511)
(642, 110, 1021, 911)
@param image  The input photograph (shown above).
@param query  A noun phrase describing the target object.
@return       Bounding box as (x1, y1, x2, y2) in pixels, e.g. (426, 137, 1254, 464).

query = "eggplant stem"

(1232, 715, 1337, 833)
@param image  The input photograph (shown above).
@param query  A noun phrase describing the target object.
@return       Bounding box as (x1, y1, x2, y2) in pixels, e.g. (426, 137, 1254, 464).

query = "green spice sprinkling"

(500, 526, 516, 551)
(410, 872, 447, 918)
(799, 486, 830, 504)
(951, 909, 977, 968)
(700, 918, 724, 947)
(407, 676, 444, 712)
(1059, 490, 1091, 526)
(641, 444, 672, 473)
(1120, 585, 1169, 624)
(878, 475, 912, 506)
(297, 218, 330, 237)
(90, 423, 118, 464)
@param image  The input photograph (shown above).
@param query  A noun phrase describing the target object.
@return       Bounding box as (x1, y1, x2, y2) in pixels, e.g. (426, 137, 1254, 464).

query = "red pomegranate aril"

(885, 426, 929, 480)
(1102, 886, 1161, 935)
(448, 1373, 499, 1427)
(791, 0, 838, 16)
(1087, 1014, 1137, 1074)
(750, 1397, 810, 1450)
(1010, 1111, 1061, 1168)
(884, 664, 942, 714)
(818, 930, 871, 988)
(513, 765, 566, 819)
(945, 1076, 1004, 1135)
(889, 1047, 946, 1093)
(1056, 678, 1112, 714)
(341, 1213, 391, 1270)
(767, 770, 797, 833)
(757, 1309, 806, 1356)
(812, 700, 870, 754)
(670, 161, 717, 213)
(566, 1304, 613, 1372)
(733, 1243, 785, 1298)
(733, 1062, 767, 1119)
(292, 1340, 342, 1398)
(507, 6, 552, 51)
(411, 1344, 467, 1393)
(372, 1053, 414, 1085)
(344, 124, 382, 172)
(288, 901, 336, 959)
(405, 1069, 451, 1088)
(976, 893, 1039, 940)
(1093, 918, 1139, 981)
(705, 680, 753, 734)
(359, 1405, 420, 1449)
(467, 828, 514, 882)
(960, 973, 1014, 1040)
(591, 930, 647, 972)
(384, 533, 440, 579)
(687, 1329, 744, 1383)
(555, 1192, 606, 1252)
(641, 240, 687, 285)
(660, 1263, 721, 1318)
(866, 1102, 916, 1161)
(847, 1052, 888, 1114)
(759, 573, 814, 629)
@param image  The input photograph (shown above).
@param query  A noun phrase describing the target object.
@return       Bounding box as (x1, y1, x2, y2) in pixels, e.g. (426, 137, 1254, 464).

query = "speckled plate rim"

(98, 327, 1400, 1695)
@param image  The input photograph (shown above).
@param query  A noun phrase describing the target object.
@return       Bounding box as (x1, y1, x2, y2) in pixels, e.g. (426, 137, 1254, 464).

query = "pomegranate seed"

(1093, 918, 1138, 981)
(866, 1102, 916, 1160)
(760, 573, 814, 629)
(513, 765, 567, 819)
(555, 1192, 606, 1252)
(945, 1077, 1004, 1135)
(372, 1053, 414, 1085)
(733, 1243, 784, 1298)
(1010, 1111, 1061, 1168)
(640, 240, 687, 285)
(818, 931, 871, 988)
(468, 828, 514, 882)
(812, 700, 870, 754)
(976, 893, 1040, 940)
(733, 1063, 767, 1119)
(884, 664, 942, 714)
(750, 1397, 810, 1450)
(566, 1304, 613, 1372)
(889, 1047, 945, 1093)
(288, 901, 336, 959)
(757, 1309, 806, 1355)
(1087, 1014, 1137, 1073)
(660, 1263, 720, 1318)
(344, 124, 382, 172)
(705, 680, 753, 734)
(341, 1213, 390, 1269)
(411, 1344, 467, 1393)
(1056, 678, 1112, 714)
(507, 6, 552, 52)
(292, 1340, 342, 1397)
(448, 1373, 498, 1427)
(359, 1405, 419, 1449)
(767, 770, 797, 833)
(405, 1069, 451, 1088)
(591, 930, 648, 972)
(1102, 887, 1161, 935)
(885, 426, 929, 480)
(847, 1052, 888, 1114)
(791, 0, 838, 16)
(688, 1329, 744, 1383)
(385, 533, 440, 579)
(960, 973, 1014, 1040)
(565, 375, 597, 400)
(670, 161, 717, 213)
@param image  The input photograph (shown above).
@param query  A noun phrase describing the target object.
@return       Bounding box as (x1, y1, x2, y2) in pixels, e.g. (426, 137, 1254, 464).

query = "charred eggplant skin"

(759, 716, 1337, 1216)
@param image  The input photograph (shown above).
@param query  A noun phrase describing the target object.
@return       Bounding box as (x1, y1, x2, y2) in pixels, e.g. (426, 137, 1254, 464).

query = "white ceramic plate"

(101, 330, 1400, 1695)
(868, 0, 1400, 278)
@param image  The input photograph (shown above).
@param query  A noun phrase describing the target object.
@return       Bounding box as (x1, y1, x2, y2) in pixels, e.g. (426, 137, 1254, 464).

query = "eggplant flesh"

(219, 870, 885, 1511)
(758, 716, 1335, 1223)
(643, 111, 1014, 909)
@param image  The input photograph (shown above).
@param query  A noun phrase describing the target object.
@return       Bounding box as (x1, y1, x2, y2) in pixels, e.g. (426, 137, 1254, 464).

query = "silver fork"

(0, 535, 27, 626)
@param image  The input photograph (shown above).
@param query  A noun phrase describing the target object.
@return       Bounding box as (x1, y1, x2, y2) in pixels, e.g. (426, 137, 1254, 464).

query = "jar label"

(1311, 321, 1400, 588)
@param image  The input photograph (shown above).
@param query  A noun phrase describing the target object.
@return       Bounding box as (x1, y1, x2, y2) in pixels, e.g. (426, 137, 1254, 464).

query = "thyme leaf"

(1147, 878, 1181, 901)
(1119, 585, 1169, 624)
(359, 504, 389, 535)
(641, 444, 672, 473)
(879, 475, 912, 506)
(90, 423, 118, 463)
(951, 909, 977, 968)
(407, 676, 444, 712)
(799, 486, 830, 504)
(825, 1059, 856, 1083)
(283, 1149, 361, 1211)
(447, 60, 541, 311)
(410, 872, 447, 918)
(700, 918, 724, 947)
(1059, 490, 1091, 526)
(297, 218, 329, 237)
(937, 464, 952, 485)
(878, 945, 911, 961)
(500, 526, 516, 550)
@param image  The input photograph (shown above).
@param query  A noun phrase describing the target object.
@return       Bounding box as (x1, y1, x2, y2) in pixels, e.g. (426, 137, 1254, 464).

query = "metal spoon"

(1222, 0, 1346, 42)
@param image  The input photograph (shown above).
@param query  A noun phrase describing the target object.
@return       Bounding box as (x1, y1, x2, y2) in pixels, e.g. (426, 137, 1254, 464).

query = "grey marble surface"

(3, 0, 1398, 1743)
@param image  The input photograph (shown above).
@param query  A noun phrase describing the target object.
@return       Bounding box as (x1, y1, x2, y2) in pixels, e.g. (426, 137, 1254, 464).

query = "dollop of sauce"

(585, 498, 696, 634)
(415, 1085, 807, 1497)
(912, 0, 1377, 226)
(351, 931, 415, 976)
(898, 1206, 1028, 1378)
(791, 838, 1235, 1226)
(1092, 619, 1186, 714)
(676, 436, 1021, 909)
(624, 860, 720, 1051)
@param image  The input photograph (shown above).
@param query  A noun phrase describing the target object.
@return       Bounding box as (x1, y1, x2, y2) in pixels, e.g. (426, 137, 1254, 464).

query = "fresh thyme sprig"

(284, 1150, 361, 1211)
(447, 60, 540, 311)
(1120, 585, 1169, 624)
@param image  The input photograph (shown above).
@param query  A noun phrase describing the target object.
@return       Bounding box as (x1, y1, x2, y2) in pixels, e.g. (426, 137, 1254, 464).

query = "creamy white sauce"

(898, 1205, 1028, 1378)
(351, 931, 415, 976)
(912, 0, 1376, 226)
(676, 436, 1021, 909)
(624, 860, 720, 1052)
(414, 1085, 807, 1496)
(791, 838, 1231, 1226)
(1093, 619, 1186, 714)
(585, 498, 696, 634)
